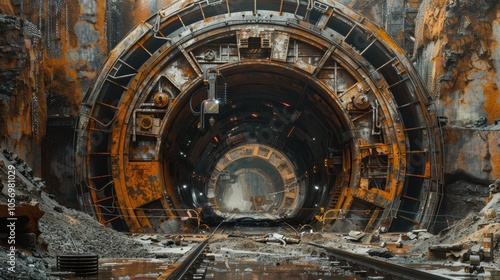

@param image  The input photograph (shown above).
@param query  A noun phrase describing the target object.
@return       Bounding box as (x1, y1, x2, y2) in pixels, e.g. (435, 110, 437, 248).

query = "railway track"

(308, 242, 455, 280)
(159, 222, 456, 280)
(158, 221, 228, 279)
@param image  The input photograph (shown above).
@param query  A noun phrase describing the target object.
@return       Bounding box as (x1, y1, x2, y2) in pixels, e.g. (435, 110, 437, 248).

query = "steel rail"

(158, 239, 209, 280)
(158, 221, 228, 279)
(307, 242, 454, 280)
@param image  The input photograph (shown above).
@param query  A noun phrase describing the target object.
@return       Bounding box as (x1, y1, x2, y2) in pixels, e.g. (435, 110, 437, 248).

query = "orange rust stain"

(444, 129, 460, 145)
(130, 0, 154, 31)
(490, 136, 500, 178)
(0, 0, 14, 15)
(420, 0, 447, 45)
(96, 0, 108, 56)
(483, 80, 500, 122)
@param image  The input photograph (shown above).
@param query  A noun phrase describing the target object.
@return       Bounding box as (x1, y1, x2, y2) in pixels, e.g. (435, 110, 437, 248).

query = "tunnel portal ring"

(208, 144, 301, 217)
(75, 0, 443, 233)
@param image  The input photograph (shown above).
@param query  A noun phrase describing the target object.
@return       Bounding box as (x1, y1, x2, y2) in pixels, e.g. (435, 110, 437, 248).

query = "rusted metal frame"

(198, 2, 206, 20)
(111, 48, 203, 230)
(401, 195, 419, 201)
(404, 126, 427, 132)
(325, 46, 403, 216)
(318, 9, 333, 30)
(177, 14, 187, 31)
(106, 80, 167, 230)
(372, 56, 397, 73)
(104, 78, 130, 90)
(86, 3, 434, 232)
(396, 212, 420, 225)
(109, 58, 138, 79)
(87, 114, 116, 127)
(178, 44, 203, 76)
(406, 150, 427, 154)
(293, 0, 300, 18)
(349, 109, 373, 122)
(87, 180, 105, 224)
(359, 38, 377, 55)
(89, 152, 111, 155)
(332, 50, 407, 224)
(396, 100, 419, 109)
(89, 174, 113, 180)
(102, 215, 122, 224)
(96, 102, 119, 110)
(312, 43, 337, 76)
(342, 23, 357, 44)
(364, 207, 380, 231)
(78, 4, 184, 230)
(137, 41, 153, 57)
(95, 196, 114, 204)
(89, 127, 112, 133)
(407, 173, 431, 179)
(387, 76, 410, 89)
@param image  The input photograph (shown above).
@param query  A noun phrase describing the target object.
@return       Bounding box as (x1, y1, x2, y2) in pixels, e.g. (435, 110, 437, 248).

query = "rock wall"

(444, 127, 500, 180)
(414, 0, 500, 180)
(414, 0, 499, 125)
(0, 13, 46, 174)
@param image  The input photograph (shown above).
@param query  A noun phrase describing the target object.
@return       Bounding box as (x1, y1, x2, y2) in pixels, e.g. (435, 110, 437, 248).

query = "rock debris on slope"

(409, 193, 500, 257)
(0, 153, 151, 279)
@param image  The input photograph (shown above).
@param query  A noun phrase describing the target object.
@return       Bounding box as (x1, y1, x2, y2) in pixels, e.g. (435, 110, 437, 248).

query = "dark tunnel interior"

(162, 65, 349, 227)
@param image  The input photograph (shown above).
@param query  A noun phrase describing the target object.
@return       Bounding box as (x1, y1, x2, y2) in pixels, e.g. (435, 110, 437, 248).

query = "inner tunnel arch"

(75, 0, 443, 233)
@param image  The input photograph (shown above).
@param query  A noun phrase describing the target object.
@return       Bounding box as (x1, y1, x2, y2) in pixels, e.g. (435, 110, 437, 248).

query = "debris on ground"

(0, 151, 152, 279)
(408, 192, 500, 261)
(367, 247, 395, 258)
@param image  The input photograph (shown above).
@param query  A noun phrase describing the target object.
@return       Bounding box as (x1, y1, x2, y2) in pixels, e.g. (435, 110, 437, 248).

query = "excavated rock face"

(0, 14, 46, 173)
(414, 0, 499, 226)
(434, 179, 490, 232)
(414, 0, 499, 125)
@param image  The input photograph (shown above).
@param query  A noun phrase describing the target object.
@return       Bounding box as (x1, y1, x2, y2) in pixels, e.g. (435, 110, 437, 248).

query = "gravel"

(0, 153, 152, 279)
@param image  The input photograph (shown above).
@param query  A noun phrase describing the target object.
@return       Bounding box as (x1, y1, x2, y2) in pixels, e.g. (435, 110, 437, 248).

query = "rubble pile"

(0, 152, 151, 279)
(37, 192, 152, 258)
(409, 193, 500, 258)
(0, 246, 49, 280)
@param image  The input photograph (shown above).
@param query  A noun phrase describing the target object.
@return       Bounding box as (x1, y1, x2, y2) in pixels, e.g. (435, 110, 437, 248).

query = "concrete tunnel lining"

(75, 0, 443, 233)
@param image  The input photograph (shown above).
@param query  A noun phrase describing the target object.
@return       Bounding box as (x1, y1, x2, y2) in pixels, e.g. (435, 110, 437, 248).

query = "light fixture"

(183, 185, 187, 189)
(314, 186, 319, 190)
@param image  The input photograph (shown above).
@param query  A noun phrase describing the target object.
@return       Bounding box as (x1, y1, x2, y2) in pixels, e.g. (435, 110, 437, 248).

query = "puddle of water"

(65, 258, 171, 280)
(205, 259, 367, 280)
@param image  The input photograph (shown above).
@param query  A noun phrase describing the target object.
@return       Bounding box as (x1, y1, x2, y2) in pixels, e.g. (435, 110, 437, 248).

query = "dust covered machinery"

(75, 0, 443, 233)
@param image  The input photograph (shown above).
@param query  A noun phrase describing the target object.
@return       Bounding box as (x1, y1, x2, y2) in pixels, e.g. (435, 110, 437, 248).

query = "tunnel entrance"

(75, 0, 443, 233)
(209, 144, 296, 217)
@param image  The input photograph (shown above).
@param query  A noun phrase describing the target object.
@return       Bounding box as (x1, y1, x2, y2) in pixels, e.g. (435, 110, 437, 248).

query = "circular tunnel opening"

(165, 63, 349, 227)
(77, 1, 442, 233)
(213, 149, 287, 214)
